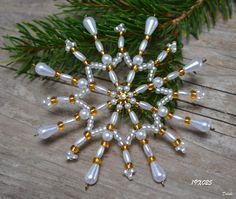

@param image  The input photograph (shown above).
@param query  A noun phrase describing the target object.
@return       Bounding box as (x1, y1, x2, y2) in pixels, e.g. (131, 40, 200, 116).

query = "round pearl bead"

(136, 129, 147, 140)
(133, 55, 143, 65)
(78, 78, 88, 88)
(102, 131, 113, 141)
(158, 106, 168, 117)
(79, 108, 90, 120)
(153, 77, 163, 88)
(102, 54, 112, 64)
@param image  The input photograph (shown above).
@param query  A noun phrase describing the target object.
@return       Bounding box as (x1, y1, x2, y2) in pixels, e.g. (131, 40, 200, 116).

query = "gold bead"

(100, 50, 105, 55)
(106, 64, 113, 71)
(107, 89, 112, 95)
(132, 65, 139, 72)
(159, 128, 166, 136)
(54, 70, 61, 78)
(166, 47, 171, 53)
(69, 95, 76, 104)
(119, 31, 124, 36)
(179, 68, 185, 76)
(101, 140, 110, 148)
(184, 116, 191, 125)
(71, 77, 78, 86)
(172, 91, 179, 99)
(190, 90, 197, 100)
(134, 101, 140, 107)
(147, 156, 156, 164)
(138, 50, 144, 56)
(126, 108, 131, 113)
(84, 131, 92, 140)
(148, 83, 154, 91)
(116, 108, 121, 113)
(106, 123, 115, 131)
(166, 112, 173, 119)
(172, 138, 181, 147)
(133, 123, 142, 130)
(89, 82, 96, 91)
(151, 107, 158, 113)
(114, 82, 120, 87)
(154, 59, 160, 66)
(93, 157, 102, 165)
(74, 113, 80, 121)
(90, 107, 97, 116)
(163, 77, 168, 84)
(107, 100, 113, 108)
(71, 145, 80, 154)
(50, 96, 58, 105)
(133, 91, 137, 96)
(140, 139, 148, 146)
(83, 59, 90, 66)
(126, 82, 131, 87)
(124, 162, 133, 169)
(93, 35, 98, 40)
(118, 47, 125, 53)
(121, 145, 129, 151)
(70, 47, 76, 53)
(57, 121, 65, 131)
(144, 35, 151, 41)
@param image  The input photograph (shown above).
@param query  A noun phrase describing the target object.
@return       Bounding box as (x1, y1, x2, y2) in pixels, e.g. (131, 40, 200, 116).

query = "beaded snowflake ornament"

(35, 16, 212, 186)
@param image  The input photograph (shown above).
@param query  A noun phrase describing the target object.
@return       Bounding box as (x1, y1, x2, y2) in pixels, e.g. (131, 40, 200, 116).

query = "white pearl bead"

(163, 130, 176, 142)
(158, 106, 168, 117)
(125, 103, 131, 109)
(136, 129, 147, 140)
(78, 78, 88, 88)
(133, 55, 143, 65)
(84, 164, 100, 185)
(96, 146, 105, 158)
(191, 119, 211, 132)
(139, 39, 148, 51)
(109, 70, 118, 84)
(73, 51, 86, 62)
(102, 54, 112, 64)
(95, 85, 107, 94)
(123, 150, 131, 163)
(139, 101, 152, 110)
(145, 16, 158, 35)
(130, 98, 136, 104)
(135, 84, 148, 93)
(79, 109, 90, 120)
(117, 104, 123, 110)
(110, 112, 119, 125)
(83, 17, 97, 35)
(143, 144, 153, 156)
(118, 36, 124, 48)
(95, 40, 104, 52)
(127, 70, 135, 83)
(102, 131, 113, 141)
(66, 151, 78, 160)
(129, 111, 139, 124)
(167, 71, 179, 80)
(150, 161, 166, 183)
(184, 58, 203, 73)
(124, 86, 130, 92)
(35, 63, 55, 77)
(157, 51, 167, 62)
(37, 125, 58, 139)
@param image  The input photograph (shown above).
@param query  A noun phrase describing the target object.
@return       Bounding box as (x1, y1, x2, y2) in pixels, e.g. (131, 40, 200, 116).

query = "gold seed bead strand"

(50, 96, 58, 105)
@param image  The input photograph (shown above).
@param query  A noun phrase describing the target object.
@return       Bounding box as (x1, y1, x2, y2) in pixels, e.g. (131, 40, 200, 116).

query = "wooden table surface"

(0, 1, 235, 199)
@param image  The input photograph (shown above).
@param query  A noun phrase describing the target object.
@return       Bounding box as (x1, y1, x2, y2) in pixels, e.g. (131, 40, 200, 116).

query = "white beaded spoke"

(35, 16, 212, 186)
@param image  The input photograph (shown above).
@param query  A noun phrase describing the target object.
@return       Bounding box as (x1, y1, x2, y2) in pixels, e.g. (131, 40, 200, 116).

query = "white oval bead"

(136, 129, 147, 140)
(123, 150, 131, 163)
(78, 78, 88, 88)
(102, 54, 112, 64)
(96, 146, 105, 158)
(75, 136, 87, 147)
(163, 130, 176, 142)
(139, 39, 148, 51)
(133, 55, 143, 65)
(110, 112, 119, 125)
(129, 111, 139, 124)
(96, 102, 107, 110)
(79, 109, 90, 120)
(172, 114, 184, 122)
(37, 125, 58, 139)
(95, 40, 104, 52)
(135, 84, 148, 93)
(157, 51, 167, 62)
(102, 131, 113, 141)
(60, 74, 72, 82)
(145, 16, 158, 35)
(83, 17, 97, 35)
(178, 90, 189, 97)
(150, 161, 166, 183)
(118, 36, 124, 48)
(95, 85, 108, 94)
(109, 70, 118, 83)
(139, 101, 152, 111)
(73, 51, 86, 61)
(64, 118, 76, 125)
(184, 58, 203, 73)
(190, 119, 211, 132)
(35, 63, 55, 77)
(153, 77, 163, 88)
(84, 164, 100, 185)
(143, 144, 153, 156)
(127, 70, 135, 83)
(167, 71, 179, 80)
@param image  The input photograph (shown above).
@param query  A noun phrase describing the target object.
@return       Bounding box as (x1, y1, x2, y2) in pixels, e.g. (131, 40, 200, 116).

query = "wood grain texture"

(0, 1, 236, 199)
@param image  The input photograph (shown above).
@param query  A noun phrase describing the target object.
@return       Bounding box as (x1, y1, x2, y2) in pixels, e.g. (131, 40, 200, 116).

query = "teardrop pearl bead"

(84, 164, 100, 185)
(37, 124, 58, 139)
(191, 119, 212, 132)
(184, 58, 203, 73)
(83, 17, 97, 35)
(145, 16, 158, 35)
(35, 63, 55, 77)
(150, 161, 166, 183)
